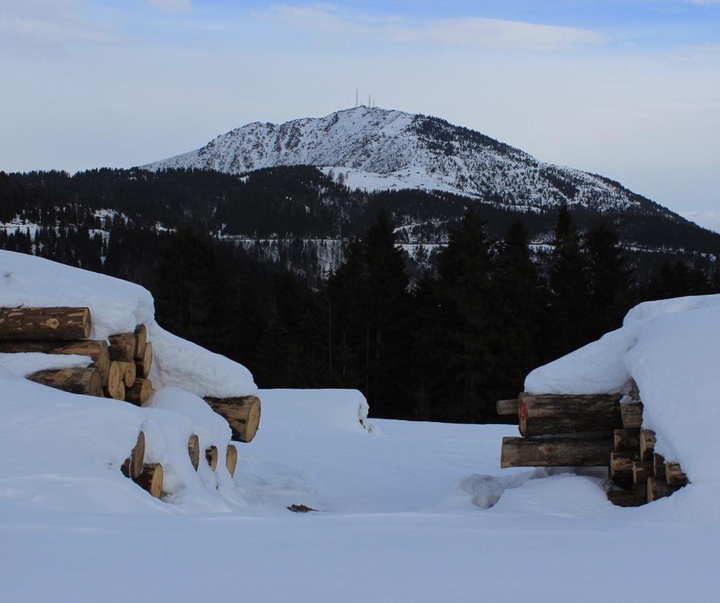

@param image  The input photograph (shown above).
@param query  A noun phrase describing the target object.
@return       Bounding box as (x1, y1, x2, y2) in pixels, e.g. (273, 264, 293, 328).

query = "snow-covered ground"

(2, 249, 720, 602)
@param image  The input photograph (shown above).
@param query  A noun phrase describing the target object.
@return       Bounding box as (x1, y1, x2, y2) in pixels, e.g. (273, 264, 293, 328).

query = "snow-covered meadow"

(1, 250, 720, 602)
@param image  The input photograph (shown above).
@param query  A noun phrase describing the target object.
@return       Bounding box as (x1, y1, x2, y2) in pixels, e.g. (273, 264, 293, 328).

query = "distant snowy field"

(2, 250, 720, 602)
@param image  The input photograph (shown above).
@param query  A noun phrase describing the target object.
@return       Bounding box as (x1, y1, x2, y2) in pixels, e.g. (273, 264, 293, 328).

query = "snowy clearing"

(1, 250, 720, 601)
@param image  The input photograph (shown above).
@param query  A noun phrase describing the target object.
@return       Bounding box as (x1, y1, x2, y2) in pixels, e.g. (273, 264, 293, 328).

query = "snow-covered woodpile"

(0, 305, 256, 499)
(498, 380, 689, 506)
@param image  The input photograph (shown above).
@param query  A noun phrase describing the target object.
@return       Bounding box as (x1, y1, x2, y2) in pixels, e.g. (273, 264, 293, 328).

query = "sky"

(1, 0, 719, 220)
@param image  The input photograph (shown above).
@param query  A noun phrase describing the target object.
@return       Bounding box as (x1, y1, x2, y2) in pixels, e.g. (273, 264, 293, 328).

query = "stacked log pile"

(498, 383, 688, 506)
(1, 306, 258, 499)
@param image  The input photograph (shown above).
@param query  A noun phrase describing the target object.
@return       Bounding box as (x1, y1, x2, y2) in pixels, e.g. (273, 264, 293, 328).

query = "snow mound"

(525, 293, 720, 517)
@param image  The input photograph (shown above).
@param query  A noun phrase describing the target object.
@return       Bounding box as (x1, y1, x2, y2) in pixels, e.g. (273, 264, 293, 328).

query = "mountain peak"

(143, 107, 657, 215)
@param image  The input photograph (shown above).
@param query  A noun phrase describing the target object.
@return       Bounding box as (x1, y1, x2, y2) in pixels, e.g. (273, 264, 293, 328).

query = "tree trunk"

(203, 396, 261, 443)
(665, 462, 689, 486)
(108, 332, 136, 362)
(517, 393, 622, 437)
(0, 306, 92, 340)
(496, 398, 518, 417)
(205, 446, 219, 471)
(500, 436, 613, 468)
(187, 434, 200, 471)
(613, 428, 640, 452)
(119, 360, 136, 388)
(0, 339, 110, 381)
(640, 429, 656, 461)
(121, 431, 145, 479)
(134, 325, 147, 360)
(27, 367, 103, 397)
(226, 444, 238, 477)
(125, 378, 154, 406)
(621, 401, 643, 429)
(105, 361, 125, 400)
(136, 341, 152, 379)
(135, 463, 163, 499)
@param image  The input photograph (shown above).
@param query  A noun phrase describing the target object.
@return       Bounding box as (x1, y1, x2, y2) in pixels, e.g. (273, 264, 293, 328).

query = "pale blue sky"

(1, 1, 718, 217)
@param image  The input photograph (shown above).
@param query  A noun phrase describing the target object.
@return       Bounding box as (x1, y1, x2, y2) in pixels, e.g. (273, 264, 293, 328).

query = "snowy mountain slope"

(145, 106, 672, 217)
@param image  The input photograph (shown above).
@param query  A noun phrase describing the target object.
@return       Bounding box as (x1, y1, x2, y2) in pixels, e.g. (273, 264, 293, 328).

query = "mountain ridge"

(144, 106, 672, 219)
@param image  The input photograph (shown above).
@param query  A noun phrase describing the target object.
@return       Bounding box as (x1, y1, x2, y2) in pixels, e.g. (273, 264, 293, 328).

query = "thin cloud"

(263, 4, 602, 51)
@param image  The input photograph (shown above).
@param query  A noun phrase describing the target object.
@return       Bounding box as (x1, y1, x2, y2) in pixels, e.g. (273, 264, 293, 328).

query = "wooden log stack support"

(500, 380, 689, 506)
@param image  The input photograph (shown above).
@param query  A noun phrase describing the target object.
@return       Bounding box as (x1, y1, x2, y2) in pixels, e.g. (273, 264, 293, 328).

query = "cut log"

(108, 332, 136, 362)
(135, 341, 152, 379)
(639, 429, 657, 461)
(500, 436, 613, 468)
(647, 476, 679, 503)
(119, 360, 136, 388)
(105, 361, 125, 400)
(226, 444, 238, 477)
(632, 460, 653, 485)
(496, 399, 518, 417)
(613, 428, 640, 452)
(629, 379, 640, 401)
(27, 366, 103, 397)
(203, 396, 261, 443)
(121, 431, 146, 479)
(620, 401, 643, 429)
(0, 306, 91, 341)
(665, 462, 689, 487)
(134, 325, 147, 360)
(517, 393, 622, 437)
(607, 488, 645, 507)
(125, 378, 154, 406)
(135, 463, 163, 499)
(0, 339, 110, 381)
(653, 454, 666, 478)
(205, 446, 219, 471)
(187, 434, 200, 471)
(610, 451, 639, 485)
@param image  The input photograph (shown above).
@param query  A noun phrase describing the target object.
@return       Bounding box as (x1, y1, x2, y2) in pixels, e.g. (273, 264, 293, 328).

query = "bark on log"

(640, 429, 657, 461)
(205, 446, 219, 471)
(665, 462, 689, 487)
(613, 428, 641, 452)
(647, 476, 679, 503)
(203, 396, 261, 443)
(121, 431, 146, 479)
(621, 401, 643, 429)
(633, 460, 653, 485)
(629, 379, 641, 401)
(125, 378, 154, 406)
(135, 341, 152, 379)
(188, 434, 200, 471)
(226, 444, 238, 477)
(517, 393, 622, 437)
(607, 488, 645, 507)
(610, 451, 639, 483)
(653, 454, 666, 478)
(500, 436, 613, 468)
(134, 325, 147, 360)
(27, 367, 103, 397)
(119, 361, 136, 388)
(105, 361, 125, 400)
(0, 339, 110, 381)
(135, 463, 163, 499)
(0, 306, 91, 341)
(496, 399, 518, 417)
(108, 333, 136, 362)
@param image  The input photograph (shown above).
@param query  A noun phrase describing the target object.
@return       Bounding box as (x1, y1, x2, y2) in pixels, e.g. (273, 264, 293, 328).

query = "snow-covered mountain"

(145, 106, 664, 216)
